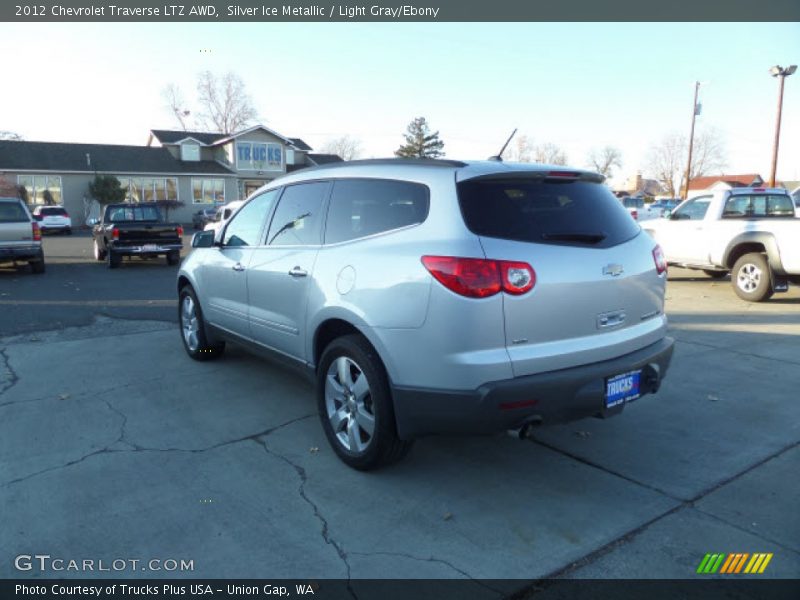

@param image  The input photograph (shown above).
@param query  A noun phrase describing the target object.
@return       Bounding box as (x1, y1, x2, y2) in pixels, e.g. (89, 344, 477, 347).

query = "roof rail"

(293, 157, 468, 172)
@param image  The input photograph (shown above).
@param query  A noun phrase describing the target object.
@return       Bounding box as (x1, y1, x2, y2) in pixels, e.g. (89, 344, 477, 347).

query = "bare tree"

(321, 135, 363, 161)
(532, 142, 568, 165)
(0, 131, 23, 140)
(501, 135, 533, 162)
(162, 84, 192, 131)
(587, 146, 622, 178)
(196, 71, 257, 134)
(646, 128, 727, 198)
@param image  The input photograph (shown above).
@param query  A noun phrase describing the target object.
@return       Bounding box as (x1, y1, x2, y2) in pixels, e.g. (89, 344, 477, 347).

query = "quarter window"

(325, 179, 430, 244)
(192, 178, 225, 204)
(267, 182, 329, 246)
(223, 190, 278, 247)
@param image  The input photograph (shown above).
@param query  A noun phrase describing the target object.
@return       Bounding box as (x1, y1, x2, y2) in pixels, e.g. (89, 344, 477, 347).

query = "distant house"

(620, 173, 663, 197)
(0, 124, 343, 224)
(687, 173, 763, 194)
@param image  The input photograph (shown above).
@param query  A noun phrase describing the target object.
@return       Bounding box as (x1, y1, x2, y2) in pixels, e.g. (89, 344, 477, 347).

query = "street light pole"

(683, 81, 700, 200)
(769, 65, 797, 188)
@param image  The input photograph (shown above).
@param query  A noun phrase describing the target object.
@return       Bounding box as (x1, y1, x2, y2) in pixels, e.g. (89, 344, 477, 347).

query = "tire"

(317, 334, 413, 470)
(65, 228, 72, 235)
(30, 257, 45, 274)
(166, 250, 181, 266)
(107, 247, 121, 269)
(732, 253, 773, 302)
(703, 269, 727, 279)
(178, 286, 225, 361)
(93, 239, 106, 261)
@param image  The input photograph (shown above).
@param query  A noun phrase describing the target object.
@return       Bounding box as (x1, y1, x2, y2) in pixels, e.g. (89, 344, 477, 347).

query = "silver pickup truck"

(0, 197, 45, 274)
(644, 187, 800, 301)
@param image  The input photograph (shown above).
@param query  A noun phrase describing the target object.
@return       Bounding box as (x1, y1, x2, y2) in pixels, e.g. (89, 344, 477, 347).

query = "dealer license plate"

(605, 370, 641, 408)
(142, 244, 158, 252)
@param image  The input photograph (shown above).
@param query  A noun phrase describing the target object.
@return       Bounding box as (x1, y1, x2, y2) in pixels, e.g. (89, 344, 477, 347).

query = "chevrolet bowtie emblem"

(603, 264, 624, 277)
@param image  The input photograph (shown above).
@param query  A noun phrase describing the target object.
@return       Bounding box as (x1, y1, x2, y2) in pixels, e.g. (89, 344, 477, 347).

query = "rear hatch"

(0, 199, 36, 247)
(457, 172, 666, 376)
(37, 207, 70, 227)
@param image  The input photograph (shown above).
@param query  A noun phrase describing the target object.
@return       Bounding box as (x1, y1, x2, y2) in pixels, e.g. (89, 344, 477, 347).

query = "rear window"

(106, 205, 160, 222)
(457, 178, 640, 248)
(722, 194, 795, 218)
(623, 197, 644, 209)
(0, 201, 29, 223)
(40, 207, 67, 216)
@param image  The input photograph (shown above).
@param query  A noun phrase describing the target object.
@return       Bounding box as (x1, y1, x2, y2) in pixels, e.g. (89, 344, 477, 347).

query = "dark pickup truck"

(91, 203, 183, 269)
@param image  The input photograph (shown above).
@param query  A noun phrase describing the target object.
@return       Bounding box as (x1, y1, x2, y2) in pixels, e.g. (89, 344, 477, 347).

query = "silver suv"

(0, 197, 45, 274)
(177, 159, 674, 469)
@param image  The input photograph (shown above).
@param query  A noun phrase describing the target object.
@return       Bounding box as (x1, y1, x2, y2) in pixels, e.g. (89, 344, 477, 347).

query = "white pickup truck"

(644, 187, 800, 302)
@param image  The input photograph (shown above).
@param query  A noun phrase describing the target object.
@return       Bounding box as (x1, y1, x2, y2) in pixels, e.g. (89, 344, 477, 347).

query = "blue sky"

(2, 22, 799, 185)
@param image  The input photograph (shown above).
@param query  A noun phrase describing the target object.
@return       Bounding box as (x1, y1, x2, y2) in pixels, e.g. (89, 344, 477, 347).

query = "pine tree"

(395, 117, 445, 158)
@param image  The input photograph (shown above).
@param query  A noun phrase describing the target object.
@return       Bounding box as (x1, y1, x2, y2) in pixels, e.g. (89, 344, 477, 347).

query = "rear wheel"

(317, 334, 412, 470)
(703, 269, 727, 279)
(107, 247, 121, 269)
(179, 286, 225, 360)
(732, 253, 773, 302)
(166, 250, 181, 266)
(30, 257, 45, 274)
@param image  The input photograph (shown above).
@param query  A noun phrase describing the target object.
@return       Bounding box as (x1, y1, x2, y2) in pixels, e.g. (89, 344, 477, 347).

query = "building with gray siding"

(0, 124, 342, 225)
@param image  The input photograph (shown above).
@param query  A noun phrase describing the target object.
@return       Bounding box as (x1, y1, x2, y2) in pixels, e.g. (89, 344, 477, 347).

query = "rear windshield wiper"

(541, 232, 607, 244)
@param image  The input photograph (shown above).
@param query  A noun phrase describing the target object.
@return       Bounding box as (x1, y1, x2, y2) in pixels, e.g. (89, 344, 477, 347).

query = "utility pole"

(769, 65, 797, 187)
(683, 81, 700, 200)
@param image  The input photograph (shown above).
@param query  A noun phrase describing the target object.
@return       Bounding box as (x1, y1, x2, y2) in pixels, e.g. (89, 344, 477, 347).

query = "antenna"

(488, 128, 517, 162)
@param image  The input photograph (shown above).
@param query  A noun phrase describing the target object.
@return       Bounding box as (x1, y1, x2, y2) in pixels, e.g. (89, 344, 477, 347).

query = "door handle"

(232, 262, 245, 272)
(288, 266, 308, 277)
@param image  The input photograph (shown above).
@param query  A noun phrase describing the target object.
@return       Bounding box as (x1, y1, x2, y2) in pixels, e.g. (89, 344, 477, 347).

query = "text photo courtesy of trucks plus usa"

(0, 14, 799, 600)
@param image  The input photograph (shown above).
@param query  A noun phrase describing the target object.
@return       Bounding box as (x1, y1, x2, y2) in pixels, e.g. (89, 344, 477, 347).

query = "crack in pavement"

(0, 410, 317, 489)
(349, 551, 504, 594)
(0, 347, 19, 398)
(524, 439, 800, 585)
(252, 436, 358, 600)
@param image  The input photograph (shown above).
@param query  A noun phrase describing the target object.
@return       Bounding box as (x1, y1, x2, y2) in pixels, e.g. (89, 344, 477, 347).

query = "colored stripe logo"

(697, 553, 773, 574)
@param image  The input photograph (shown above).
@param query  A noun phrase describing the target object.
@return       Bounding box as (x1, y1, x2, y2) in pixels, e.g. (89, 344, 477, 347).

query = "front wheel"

(93, 239, 106, 261)
(179, 286, 225, 360)
(732, 253, 773, 302)
(107, 247, 121, 269)
(317, 335, 413, 470)
(166, 250, 181, 266)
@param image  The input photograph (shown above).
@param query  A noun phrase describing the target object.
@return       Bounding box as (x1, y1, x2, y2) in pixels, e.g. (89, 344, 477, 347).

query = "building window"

(236, 142, 283, 171)
(181, 143, 200, 161)
(115, 176, 178, 203)
(17, 175, 62, 205)
(192, 178, 225, 204)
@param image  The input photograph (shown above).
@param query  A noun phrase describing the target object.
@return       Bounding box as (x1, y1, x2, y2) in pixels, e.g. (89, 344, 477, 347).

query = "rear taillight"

(177, 225, 184, 237)
(631, 209, 639, 221)
(112, 227, 119, 241)
(652, 245, 667, 275)
(421, 256, 536, 298)
(32, 222, 41, 241)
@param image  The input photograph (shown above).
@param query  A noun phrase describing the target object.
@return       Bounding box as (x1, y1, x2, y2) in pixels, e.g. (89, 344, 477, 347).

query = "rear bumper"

(111, 243, 182, 256)
(391, 337, 675, 439)
(0, 245, 43, 263)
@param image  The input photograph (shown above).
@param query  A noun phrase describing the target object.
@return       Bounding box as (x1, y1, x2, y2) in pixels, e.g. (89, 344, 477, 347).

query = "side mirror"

(87, 217, 99, 226)
(191, 230, 216, 248)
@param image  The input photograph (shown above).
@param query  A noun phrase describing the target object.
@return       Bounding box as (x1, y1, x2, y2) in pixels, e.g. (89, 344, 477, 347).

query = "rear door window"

(0, 201, 29, 223)
(457, 177, 639, 248)
(325, 179, 429, 244)
(266, 182, 329, 246)
(223, 190, 279, 247)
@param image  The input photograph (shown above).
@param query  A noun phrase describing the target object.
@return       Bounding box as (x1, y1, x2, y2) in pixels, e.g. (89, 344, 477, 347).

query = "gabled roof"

(0, 140, 235, 175)
(149, 130, 228, 146)
(688, 173, 763, 190)
(289, 138, 313, 151)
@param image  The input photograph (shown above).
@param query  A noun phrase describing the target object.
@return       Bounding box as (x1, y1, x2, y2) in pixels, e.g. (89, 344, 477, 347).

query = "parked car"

(621, 196, 644, 220)
(90, 202, 183, 269)
(0, 197, 45, 273)
(647, 199, 680, 219)
(644, 187, 800, 301)
(203, 201, 244, 233)
(31, 205, 72, 234)
(192, 207, 219, 230)
(177, 159, 674, 470)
